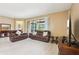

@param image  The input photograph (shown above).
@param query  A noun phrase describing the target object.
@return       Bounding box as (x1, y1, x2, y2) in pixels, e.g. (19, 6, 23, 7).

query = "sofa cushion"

(33, 32, 37, 35)
(43, 32, 48, 36)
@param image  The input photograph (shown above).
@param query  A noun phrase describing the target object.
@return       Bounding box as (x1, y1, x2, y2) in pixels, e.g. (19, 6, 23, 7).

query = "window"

(36, 17, 48, 31)
(37, 21, 45, 30)
(31, 22, 36, 32)
(29, 17, 48, 33)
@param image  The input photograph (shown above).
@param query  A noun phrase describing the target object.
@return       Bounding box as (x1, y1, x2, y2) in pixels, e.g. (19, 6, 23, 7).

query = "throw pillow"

(43, 32, 48, 36)
(16, 30, 21, 35)
(33, 32, 37, 35)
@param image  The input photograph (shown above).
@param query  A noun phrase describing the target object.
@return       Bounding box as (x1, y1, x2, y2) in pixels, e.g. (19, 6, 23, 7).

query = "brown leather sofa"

(9, 33, 28, 42)
(29, 30, 51, 42)
(0, 30, 22, 37)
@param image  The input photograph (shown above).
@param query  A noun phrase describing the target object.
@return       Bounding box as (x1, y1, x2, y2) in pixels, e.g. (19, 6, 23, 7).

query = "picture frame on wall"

(0, 23, 11, 30)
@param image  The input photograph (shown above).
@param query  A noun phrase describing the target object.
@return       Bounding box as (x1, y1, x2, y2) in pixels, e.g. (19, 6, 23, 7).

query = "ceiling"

(0, 3, 72, 18)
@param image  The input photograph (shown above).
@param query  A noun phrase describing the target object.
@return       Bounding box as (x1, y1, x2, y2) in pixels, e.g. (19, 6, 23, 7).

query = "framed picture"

(0, 24, 11, 30)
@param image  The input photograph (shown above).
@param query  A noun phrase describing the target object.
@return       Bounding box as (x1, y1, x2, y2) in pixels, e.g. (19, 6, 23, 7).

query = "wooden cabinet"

(58, 40, 79, 55)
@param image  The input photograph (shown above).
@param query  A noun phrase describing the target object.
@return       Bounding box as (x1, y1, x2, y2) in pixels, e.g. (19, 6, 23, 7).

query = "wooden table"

(58, 40, 79, 55)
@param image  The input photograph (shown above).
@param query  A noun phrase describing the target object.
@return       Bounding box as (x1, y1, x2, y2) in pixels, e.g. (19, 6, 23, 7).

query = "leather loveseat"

(29, 30, 51, 42)
(9, 33, 28, 42)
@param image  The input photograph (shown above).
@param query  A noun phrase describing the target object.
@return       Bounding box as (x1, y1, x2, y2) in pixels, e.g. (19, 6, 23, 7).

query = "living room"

(0, 3, 79, 55)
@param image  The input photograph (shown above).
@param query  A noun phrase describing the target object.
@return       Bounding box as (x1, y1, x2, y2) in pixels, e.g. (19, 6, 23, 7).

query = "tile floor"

(0, 37, 58, 55)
